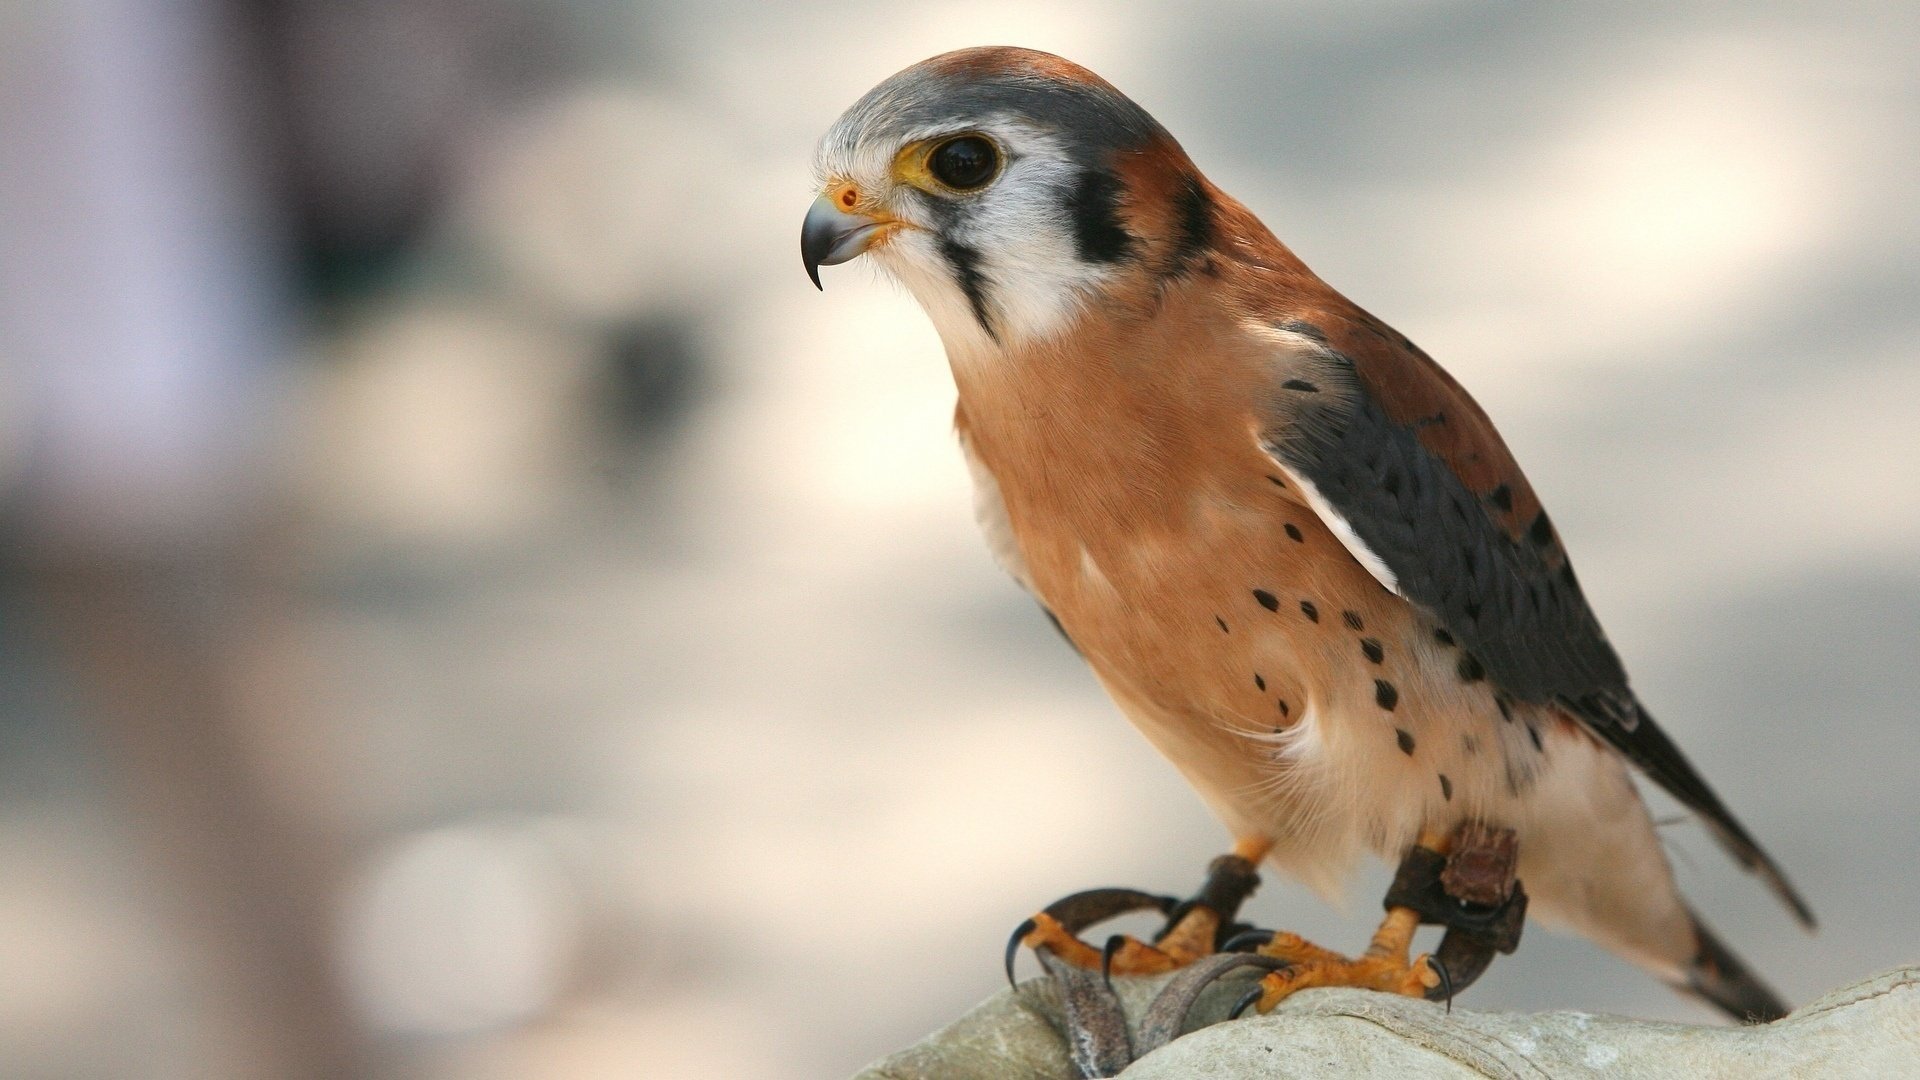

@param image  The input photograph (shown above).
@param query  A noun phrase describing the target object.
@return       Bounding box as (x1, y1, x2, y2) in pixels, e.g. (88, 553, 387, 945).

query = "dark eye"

(928, 136, 999, 190)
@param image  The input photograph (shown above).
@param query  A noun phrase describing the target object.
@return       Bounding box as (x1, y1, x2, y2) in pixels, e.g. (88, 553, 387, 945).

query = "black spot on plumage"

(1360, 639, 1384, 664)
(1282, 379, 1319, 393)
(1254, 673, 1266, 692)
(1497, 697, 1513, 723)
(1299, 600, 1319, 622)
(1066, 168, 1135, 265)
(1267, 475, 1286, 488)
(1168, 174, 1214, 269)
(1252, 589, 1279, 611)
(1216, 615, 1229, 633)
(1489, 484, 1514, 513)
(1439, 774, 1453, 801)
(1278, 699, 1290, 717)
(1343, 610, 1365, 631)
(1396, 728, 1416, 755)
(1284, 523, 1304, 542)
(1528, 724, 1544, 752)
(1433, 627, 1455, 647)
(1457, 654, 1485, 683)
(1529, 511, 1554, 547)
(938, 237, 995, 339)
(1375, 679, 1399, 711)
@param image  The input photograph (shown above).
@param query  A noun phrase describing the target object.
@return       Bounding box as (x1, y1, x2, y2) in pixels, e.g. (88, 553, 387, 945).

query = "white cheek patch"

(1274, 461, 1403, 596)
(945, 124, 1112, 346)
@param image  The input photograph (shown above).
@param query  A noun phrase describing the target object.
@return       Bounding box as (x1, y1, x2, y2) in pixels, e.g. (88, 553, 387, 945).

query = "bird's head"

(805, 47, 1222, 357)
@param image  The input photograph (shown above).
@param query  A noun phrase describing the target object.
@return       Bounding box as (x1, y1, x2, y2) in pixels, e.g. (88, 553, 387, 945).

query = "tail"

(1680, 911, 1791, 1022)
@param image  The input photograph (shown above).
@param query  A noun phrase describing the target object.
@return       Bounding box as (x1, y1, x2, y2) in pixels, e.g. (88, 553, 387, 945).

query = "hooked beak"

(802, 194, 891, 290)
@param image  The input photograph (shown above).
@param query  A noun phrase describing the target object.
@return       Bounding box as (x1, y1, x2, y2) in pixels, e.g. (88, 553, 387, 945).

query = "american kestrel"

(804, 46, 1811, 1066)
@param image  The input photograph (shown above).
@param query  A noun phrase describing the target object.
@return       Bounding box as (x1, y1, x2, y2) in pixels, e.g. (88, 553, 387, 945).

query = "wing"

(1254, 306, 1814, 928)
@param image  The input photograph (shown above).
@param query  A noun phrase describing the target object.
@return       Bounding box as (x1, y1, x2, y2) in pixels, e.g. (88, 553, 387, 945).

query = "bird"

(802, 45, 1812, 1048)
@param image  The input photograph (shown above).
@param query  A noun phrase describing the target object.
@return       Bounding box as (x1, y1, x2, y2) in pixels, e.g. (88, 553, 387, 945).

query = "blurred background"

(1, 2, 1916, 1077)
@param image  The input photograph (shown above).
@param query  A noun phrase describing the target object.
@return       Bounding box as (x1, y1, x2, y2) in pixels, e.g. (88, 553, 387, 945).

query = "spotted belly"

(1005, 484, 1554, 897)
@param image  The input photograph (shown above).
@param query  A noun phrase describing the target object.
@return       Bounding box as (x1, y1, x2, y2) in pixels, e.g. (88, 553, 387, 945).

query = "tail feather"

(1682, 912, 1791, 1022)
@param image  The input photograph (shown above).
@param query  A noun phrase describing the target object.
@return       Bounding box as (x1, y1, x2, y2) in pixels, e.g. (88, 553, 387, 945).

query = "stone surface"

(854, 966, 1920, 1079)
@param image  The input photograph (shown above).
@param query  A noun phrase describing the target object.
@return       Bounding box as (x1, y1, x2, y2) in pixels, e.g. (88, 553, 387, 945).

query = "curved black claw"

(1430, 956, 1453, 1013)
(1004, 889, 1180, 989)
(1229, 982, 1265, 1020)
(1006, 918, 1036, 990)
(1100, 934, 1127, 991)
(1135, 952, 1288, 1056)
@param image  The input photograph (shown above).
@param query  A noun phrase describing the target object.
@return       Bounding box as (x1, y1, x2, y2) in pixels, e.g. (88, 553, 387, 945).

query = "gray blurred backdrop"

(1, 2, 1917, 1077)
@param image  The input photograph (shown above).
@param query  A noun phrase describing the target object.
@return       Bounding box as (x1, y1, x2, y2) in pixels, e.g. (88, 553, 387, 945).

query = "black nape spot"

(1168, 174, 1215, 268)
(1066, 168, 1135, 264)
(1278, 699, 1290, 717)
(1284, 523, 1304, 542)
(1281, 378, 1319, 393)
(1216, 615, 1230, 633)
(1439, 774, 1453, 801)
(1489, 484, 1514, 513)
(1432, 627, 1455, 647)
(1375, 679, 1399, 711)
(1396, 728, 1416, 755)
(1528, 511, 1554, 547)
(1456, 654, 1485, 683)
(1527, 724, 1544, 752)
(1267, 475, 1286, 488)
(1252, 589, 1279, 611)
(1360, 639, 1384, 664)
(1299, 600, 1319, 622)
(938, 237, 995, 339)
(1254, 673, 1266, 692)
(1342, 610, 1365, 631)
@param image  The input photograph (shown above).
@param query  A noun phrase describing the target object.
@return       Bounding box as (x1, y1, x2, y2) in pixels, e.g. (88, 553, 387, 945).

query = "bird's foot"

(1003, 843, 1273, 1078)
(1006, 846, 1264, 987)
(1224, 909, 1446, 1016)
(1217, 830, 1528, 1016)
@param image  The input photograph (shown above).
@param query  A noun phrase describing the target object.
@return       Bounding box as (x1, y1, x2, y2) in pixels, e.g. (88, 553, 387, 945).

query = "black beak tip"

(806, 259, 823, 291)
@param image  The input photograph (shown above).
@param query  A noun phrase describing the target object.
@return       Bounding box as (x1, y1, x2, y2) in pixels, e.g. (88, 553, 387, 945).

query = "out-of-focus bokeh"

(1, 3, 1916, 1077)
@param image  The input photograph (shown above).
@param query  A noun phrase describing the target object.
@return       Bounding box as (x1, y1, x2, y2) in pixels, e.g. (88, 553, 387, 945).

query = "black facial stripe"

(1168, 175, 1214, 268)
(939, 236, 997, 340)
(1066, 168, 1135, 264)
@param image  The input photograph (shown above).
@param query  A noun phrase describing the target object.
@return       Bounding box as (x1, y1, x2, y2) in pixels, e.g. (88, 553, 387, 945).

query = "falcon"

(802, 46, 1812, 1064)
